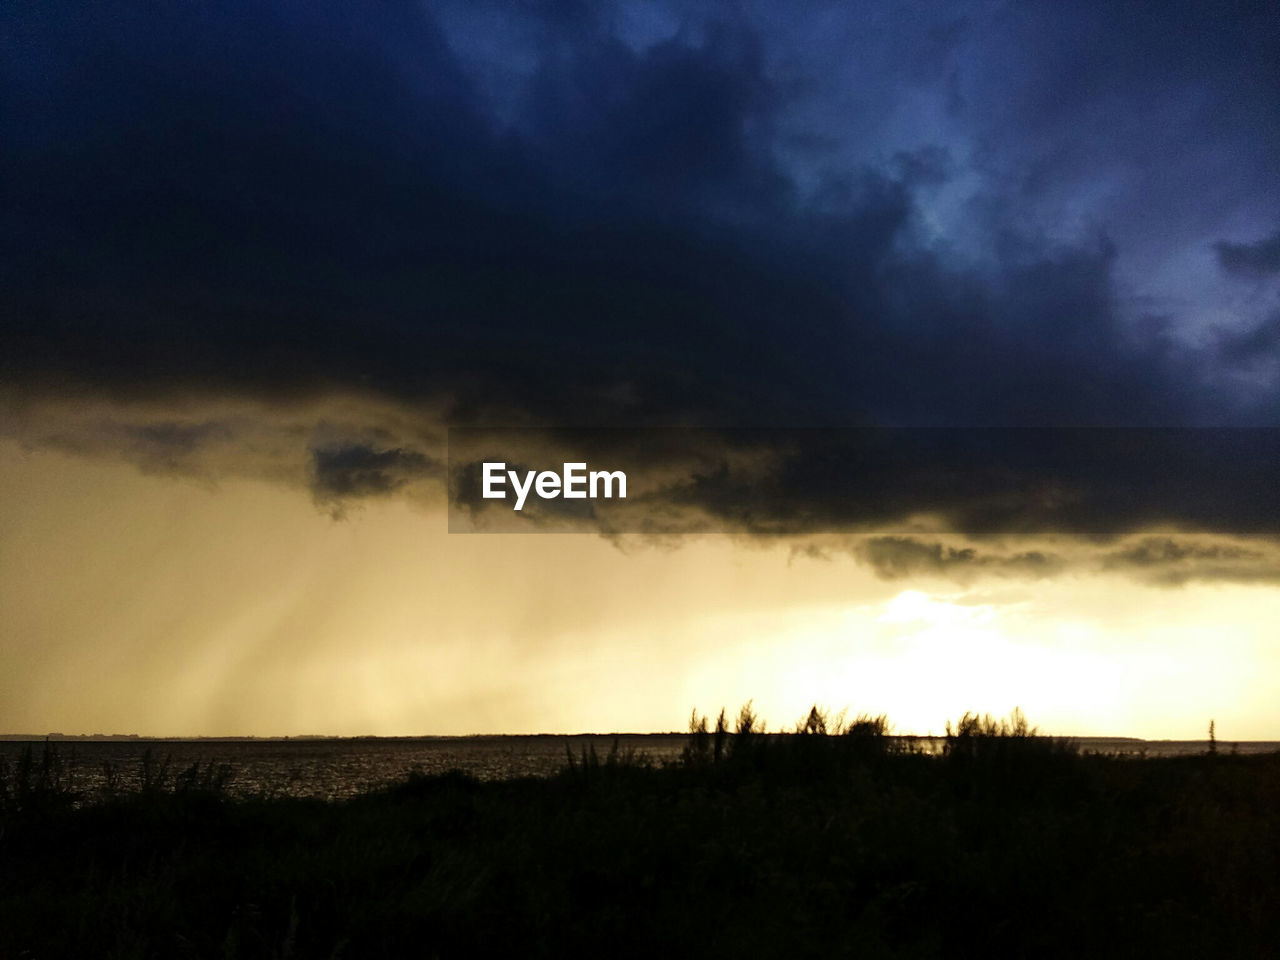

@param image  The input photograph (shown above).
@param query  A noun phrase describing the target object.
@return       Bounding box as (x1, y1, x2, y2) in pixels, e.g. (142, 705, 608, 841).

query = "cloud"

(858, 537, 1063, 582)
(6, 0, 1274, 425)
(1217, 313, 1280, 367)
(443, 426, 1280, 536)
(847, 534, 1280, 588)
(1101, 537, 1280, 587)
(0, 390, 450, 507)
(3, 0, 1279, 531)
(310, 443, 435, 513)
(1215, 229, 1280, 278)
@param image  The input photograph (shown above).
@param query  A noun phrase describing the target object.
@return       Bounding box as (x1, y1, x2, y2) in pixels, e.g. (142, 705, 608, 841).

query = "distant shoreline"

(2, 731, 1271, 748)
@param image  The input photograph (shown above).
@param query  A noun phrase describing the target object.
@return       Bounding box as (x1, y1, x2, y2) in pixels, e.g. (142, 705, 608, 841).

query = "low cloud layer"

(854, 535, 1280, 588)
(445, 427, 1280, 539)
(858, 537, 1065, 582)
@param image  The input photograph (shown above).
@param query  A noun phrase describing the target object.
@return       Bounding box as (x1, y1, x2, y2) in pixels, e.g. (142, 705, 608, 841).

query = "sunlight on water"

(4, 735, 1277, 801)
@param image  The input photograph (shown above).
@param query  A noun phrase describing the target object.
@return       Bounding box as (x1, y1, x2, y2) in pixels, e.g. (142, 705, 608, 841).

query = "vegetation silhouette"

(1, 709, 1278, 958)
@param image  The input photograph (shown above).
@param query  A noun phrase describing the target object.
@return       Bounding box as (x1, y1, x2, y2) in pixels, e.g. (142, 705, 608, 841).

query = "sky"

(3, 0, 1279, 738)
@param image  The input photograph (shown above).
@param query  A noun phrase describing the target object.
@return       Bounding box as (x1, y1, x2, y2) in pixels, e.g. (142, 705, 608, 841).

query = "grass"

(1, 711, 1277, 958)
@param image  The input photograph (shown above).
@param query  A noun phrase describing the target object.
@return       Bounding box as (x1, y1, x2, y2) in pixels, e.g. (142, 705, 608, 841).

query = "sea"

(1, 735, 1276, 801)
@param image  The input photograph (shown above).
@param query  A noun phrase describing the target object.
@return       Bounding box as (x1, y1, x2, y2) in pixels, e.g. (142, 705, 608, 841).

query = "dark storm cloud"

(442, 427, 1280, 538)
(1215, 230, 1280, 278)
(4, 1, 1279, 530)
(1217, 313, 1280, 367)
(310, 444, 434, 503)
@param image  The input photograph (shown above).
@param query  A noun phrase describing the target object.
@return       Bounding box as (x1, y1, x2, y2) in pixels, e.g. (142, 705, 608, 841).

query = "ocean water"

(1, 735, 1275, 801)
(0, 735, 685, 800)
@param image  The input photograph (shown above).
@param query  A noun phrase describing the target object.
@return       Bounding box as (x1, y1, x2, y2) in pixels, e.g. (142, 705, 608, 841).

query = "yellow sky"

(2, 439, 1278, 739)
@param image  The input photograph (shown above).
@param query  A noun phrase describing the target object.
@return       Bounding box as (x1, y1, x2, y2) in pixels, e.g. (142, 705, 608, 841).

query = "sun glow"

(4, 443, 1280, 739)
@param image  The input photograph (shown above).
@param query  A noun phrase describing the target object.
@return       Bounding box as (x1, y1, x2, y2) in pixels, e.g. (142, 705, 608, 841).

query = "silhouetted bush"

(0, 741, 80, 816)
(1, 713, 1277, 959)
(940, 708, 1082, 802)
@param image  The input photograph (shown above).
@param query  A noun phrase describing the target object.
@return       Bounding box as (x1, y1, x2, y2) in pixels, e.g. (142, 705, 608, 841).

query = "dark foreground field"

(2, 713, 1278, 959)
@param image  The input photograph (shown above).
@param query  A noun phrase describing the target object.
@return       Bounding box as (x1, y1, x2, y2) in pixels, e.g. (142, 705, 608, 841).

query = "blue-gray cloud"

(1216, 230, 1280, 278)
